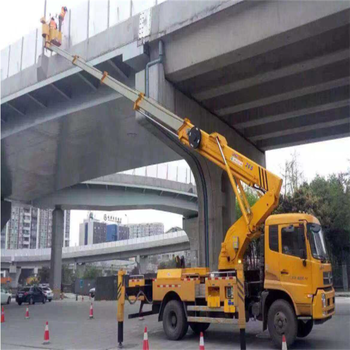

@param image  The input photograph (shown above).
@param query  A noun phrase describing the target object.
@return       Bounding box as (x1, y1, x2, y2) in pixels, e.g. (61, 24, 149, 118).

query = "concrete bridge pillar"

(9, 265, 21, 288)
(136, 255, 148, 274)
(1, 199, 11, 230)
(136, 52, 265, 270)
(49, 206, 64, 299)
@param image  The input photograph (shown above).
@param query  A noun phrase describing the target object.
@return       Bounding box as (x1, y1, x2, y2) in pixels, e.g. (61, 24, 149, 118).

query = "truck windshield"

(307, 223, 329, 262)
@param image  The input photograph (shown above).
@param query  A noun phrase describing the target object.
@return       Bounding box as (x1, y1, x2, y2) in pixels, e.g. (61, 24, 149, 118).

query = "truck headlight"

(321, 293, 326, 308)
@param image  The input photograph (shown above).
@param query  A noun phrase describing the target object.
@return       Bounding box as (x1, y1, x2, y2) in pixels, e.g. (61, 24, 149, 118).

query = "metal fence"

(0, 0, 167, 81)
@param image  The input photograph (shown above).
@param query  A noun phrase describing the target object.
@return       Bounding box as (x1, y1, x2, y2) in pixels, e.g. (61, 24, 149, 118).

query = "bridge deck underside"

(168, 4, 350, 150)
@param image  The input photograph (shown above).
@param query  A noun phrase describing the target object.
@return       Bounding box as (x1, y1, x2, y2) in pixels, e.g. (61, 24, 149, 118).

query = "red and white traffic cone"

(43, 321, 50, 344)
(25, 307, 30, 319)
(1, 307, 5, 323)
(199, 332, 205, 350)
(142, 326, 149, 350)
(89, 302, 94, 319)
(282, 334, 287, 350)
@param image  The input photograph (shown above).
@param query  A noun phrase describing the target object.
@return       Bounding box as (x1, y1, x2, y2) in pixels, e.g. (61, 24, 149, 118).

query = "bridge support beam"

(136, 57, 265, 270)
(50, 206, 64, 299)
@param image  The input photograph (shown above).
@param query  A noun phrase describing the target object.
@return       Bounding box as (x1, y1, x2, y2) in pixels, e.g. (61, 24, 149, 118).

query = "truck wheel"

(189, 323, 210, 334)
(267, 299, 297, 348)
(163, 300, 188, 340)
(297, 320, 313, 338)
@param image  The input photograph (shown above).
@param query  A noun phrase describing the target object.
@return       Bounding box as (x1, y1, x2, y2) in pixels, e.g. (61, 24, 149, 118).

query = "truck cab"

(263, 213, 335, 346)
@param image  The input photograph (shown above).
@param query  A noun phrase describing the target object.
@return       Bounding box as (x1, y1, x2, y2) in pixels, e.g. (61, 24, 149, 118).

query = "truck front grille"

(323, 271, 333, 285)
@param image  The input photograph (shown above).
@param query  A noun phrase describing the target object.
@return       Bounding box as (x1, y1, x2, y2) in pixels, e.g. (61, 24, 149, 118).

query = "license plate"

(18, 294, 23, 297)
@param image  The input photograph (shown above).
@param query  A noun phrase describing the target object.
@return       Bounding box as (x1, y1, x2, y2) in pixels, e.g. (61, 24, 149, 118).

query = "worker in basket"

(59, 6, 68, 32)
(49, 17, 57, 30)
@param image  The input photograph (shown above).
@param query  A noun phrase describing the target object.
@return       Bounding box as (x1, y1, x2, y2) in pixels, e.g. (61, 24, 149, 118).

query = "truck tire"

(267, 299, 297, 348)
(189, 323, 210, 334)
(163, 300, 188, 340)
(297, 320, 313, 338)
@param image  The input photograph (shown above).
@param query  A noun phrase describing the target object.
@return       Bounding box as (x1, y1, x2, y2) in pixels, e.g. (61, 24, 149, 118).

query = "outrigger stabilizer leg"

(117, 270, 126, 348)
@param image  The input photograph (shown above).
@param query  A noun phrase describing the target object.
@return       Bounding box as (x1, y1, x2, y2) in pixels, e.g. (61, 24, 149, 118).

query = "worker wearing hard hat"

(49, 17, 57, 30)
(58, 6, 68, 32)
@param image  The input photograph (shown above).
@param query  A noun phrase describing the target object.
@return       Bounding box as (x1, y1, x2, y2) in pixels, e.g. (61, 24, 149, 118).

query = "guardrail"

(1, 230, 188, 259)
(1, 0, 167, 81)
(119, 162, 196, 185)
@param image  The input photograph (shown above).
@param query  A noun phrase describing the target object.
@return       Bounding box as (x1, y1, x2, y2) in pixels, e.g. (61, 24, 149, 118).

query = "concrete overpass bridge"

(1, 231, 189, 267)
(1, 0, 349, 293)
(1, 231, 190, 287)
(30, 172, 198, 217)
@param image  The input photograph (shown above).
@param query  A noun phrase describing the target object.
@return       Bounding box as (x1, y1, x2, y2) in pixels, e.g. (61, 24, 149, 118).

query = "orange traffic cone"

(142, 326, 149, 350)
(43, 321, 50, 344)
(199, 332, 205, 350)
(25, 307, 30, 319)
(1, 307, 5, 323)
(282, 334, 287, 350)
(89, 303, 94, 319)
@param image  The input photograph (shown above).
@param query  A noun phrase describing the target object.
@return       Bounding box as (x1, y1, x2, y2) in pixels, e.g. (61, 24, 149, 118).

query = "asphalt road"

(1, 297, 349, 350)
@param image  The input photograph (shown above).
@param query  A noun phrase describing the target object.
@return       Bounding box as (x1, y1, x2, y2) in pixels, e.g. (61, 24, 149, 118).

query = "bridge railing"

(1, 0, 167, 81)
(120, 162, 196, 186)
(1, 230, 188, 258)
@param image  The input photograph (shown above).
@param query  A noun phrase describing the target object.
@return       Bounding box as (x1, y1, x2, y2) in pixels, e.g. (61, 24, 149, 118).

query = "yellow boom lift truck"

(42, 22, 335, 349)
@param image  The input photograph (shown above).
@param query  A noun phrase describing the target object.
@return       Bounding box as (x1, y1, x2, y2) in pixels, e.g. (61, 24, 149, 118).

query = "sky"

(1, 0, 349, 247)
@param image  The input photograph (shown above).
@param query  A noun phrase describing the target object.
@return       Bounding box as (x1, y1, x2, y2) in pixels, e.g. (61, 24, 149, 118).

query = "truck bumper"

(312, 288, 335, 320)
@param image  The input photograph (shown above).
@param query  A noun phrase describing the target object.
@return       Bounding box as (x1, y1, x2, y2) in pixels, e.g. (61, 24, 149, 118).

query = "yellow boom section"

(177, 119, 282, 270)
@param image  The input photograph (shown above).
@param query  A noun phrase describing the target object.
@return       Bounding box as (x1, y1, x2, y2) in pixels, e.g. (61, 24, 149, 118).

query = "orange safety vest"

(49, 19, 57, 29)
(59, 8, 66, 20)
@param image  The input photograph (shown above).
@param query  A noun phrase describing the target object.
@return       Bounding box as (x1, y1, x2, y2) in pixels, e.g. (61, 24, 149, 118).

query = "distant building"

(126, 222, 164, 239)
(79, 218, 107, 245)
(106, 224, 117, 242)
(106, 224, 129, 242)
(1, 204, 70, 249)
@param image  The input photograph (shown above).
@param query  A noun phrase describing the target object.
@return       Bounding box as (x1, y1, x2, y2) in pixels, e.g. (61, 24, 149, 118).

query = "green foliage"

(275, 173, 350, 264)
(235, 188, 259, 220)
(62, 264, 75, 284)
(158, 259, 176, 270)
(38, 267, 50, 283)
(82, 265, 102, 280)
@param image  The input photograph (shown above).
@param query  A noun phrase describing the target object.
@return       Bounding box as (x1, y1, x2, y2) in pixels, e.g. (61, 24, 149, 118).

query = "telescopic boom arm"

(46, 40, 282, 270)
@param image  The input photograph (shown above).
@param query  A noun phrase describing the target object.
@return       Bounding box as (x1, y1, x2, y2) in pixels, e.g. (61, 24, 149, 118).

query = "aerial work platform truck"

(42, 21, 335, 349)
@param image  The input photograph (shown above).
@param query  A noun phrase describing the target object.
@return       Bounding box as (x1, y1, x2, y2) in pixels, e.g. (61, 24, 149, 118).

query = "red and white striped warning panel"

(181, 278, 199, 281)
(206, 277, 235, 281)
(157, 284, 181, 288)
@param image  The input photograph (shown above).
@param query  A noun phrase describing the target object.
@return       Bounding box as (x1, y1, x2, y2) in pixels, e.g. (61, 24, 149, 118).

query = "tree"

(38, 267, 50, 283)
(62, 264, 75, 284)
(275, 173, 350, 265)
(158, 258, 176, 269)
(280, 151, 304, 195)
(235, 188, 259, 220)
(82, 265, 102, 279)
